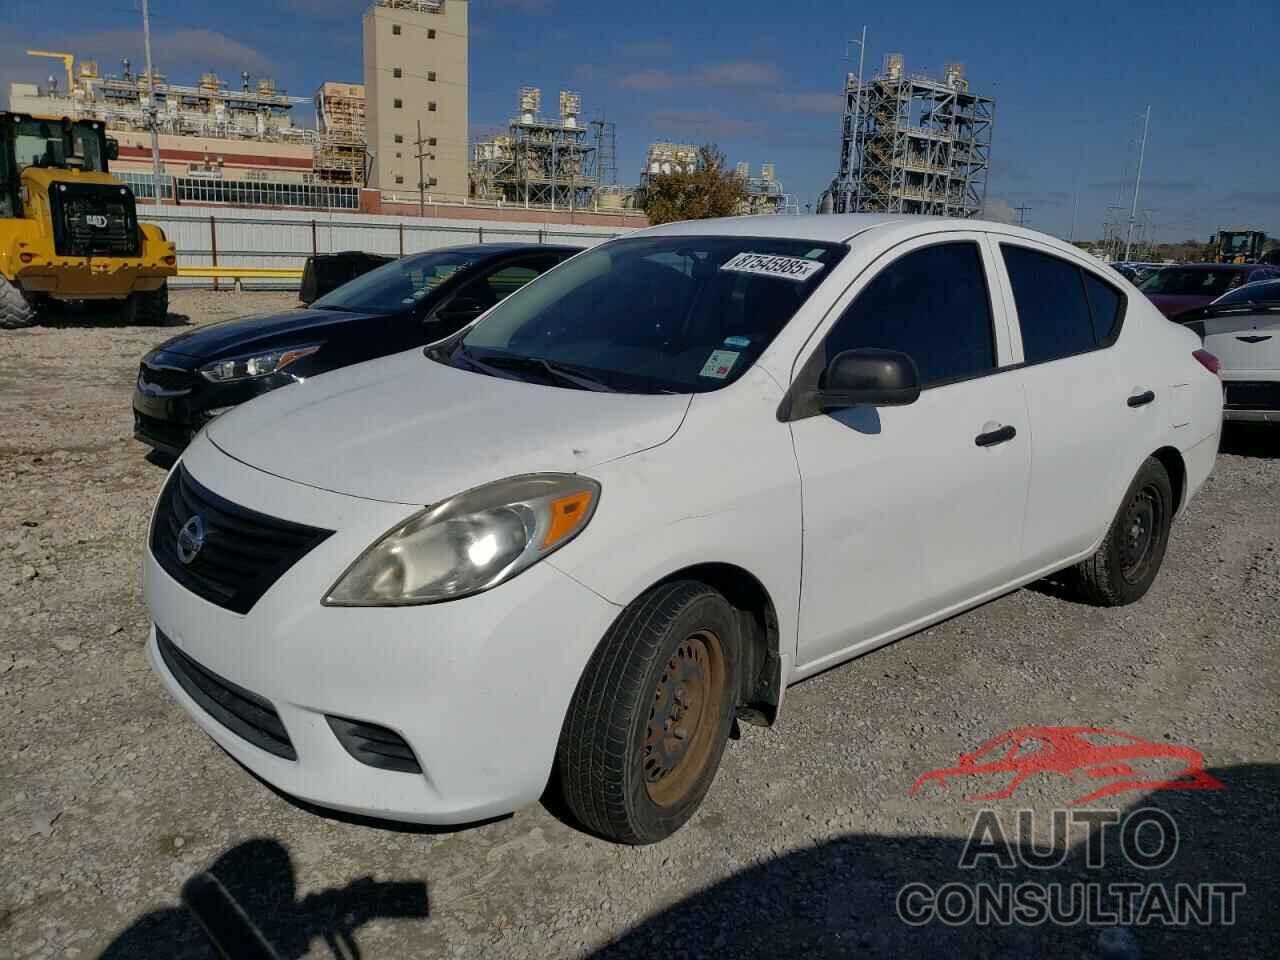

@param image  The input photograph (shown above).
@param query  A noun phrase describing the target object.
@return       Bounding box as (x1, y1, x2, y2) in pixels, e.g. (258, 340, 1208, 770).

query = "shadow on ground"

(1219, 423, 1278, 459)
(595, 763, 1278, 959)
(99, 839, 428, 959)
(33, 303, 191, 329)
(95, 764, 1276, 958)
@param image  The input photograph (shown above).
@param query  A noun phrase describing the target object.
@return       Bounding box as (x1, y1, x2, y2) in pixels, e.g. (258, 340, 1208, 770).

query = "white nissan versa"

(144, 215, 1223, 844)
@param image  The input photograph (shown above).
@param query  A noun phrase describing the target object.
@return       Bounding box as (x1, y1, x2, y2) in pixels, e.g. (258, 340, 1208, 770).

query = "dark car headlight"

(199, 344, 321, 383)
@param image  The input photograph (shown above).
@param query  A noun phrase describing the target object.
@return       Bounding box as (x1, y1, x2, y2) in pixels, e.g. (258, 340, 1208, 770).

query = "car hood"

(1146, 293, 1214, 319)
(153, 307, 383, 359)
(206, 349, 693, 505)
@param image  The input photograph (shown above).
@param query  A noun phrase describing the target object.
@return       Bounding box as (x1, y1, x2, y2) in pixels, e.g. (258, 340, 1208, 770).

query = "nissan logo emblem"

(176, 515, 206, 565)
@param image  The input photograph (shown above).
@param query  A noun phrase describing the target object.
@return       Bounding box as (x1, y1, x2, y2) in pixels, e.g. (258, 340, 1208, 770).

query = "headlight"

(323, 474, 600, 606)
(199, 344, 321, 383)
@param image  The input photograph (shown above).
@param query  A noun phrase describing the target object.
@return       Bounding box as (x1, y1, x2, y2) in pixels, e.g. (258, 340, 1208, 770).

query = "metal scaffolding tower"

(826, 56, 994, 218)
(591, 118, 617, 187)
(470, 87, 598, 209)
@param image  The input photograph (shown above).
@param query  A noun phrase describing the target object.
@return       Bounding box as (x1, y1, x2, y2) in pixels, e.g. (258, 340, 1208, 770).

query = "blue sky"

(1, 0, 1275, 242)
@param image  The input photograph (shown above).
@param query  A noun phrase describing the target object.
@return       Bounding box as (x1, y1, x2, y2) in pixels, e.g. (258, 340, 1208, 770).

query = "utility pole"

(1068, 143, 1083, 243)
(141, 0, 165, 204)
(1014, 205, 1031, 227)
(1124, 104, 1150, 262)
(414, 119, 433, 217)
(845, 25, 868, 213)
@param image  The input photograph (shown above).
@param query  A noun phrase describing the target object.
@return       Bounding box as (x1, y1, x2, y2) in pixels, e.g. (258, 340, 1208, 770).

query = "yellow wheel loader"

(0, 111, 176, 329)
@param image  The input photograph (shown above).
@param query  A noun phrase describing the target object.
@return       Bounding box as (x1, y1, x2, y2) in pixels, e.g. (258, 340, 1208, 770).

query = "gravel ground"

(1, 291, 1278, 960)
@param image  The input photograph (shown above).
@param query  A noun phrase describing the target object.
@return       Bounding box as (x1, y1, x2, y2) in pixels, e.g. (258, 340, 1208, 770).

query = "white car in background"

(143, 215, 1224, 845)
(1186, 277, 1280, 422)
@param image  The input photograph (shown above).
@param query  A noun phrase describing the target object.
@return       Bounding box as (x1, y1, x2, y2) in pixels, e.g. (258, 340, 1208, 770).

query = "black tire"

(1070, 457, 1174, 606)
(129, 283, 171, 325)
(558, 580, 741, 844)
(0, 274, 38, 329)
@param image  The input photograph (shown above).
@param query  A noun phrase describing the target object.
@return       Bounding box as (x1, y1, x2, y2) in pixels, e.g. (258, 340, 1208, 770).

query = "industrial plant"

(5, 0, 806, 220)
(823, 55, 994, 218)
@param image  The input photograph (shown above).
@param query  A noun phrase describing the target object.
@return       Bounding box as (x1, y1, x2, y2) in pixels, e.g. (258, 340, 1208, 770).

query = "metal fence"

(143, 203, 632, 289)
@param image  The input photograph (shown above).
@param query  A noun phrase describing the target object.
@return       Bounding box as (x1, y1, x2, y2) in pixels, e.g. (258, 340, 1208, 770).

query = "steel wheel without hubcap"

(557, 580, 741, 844)
(1120, 485, 1163, 584)
(643, 629, 727, 808)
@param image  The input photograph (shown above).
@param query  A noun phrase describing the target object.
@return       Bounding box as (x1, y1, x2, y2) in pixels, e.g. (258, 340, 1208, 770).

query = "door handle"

(1127, 390, 1156, 408)
(975, 424, 1017, 447)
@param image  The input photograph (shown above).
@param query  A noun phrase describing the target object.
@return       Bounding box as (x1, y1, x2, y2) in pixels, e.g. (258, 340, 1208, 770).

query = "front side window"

(311, 249, 488, 314)
(823, 241, 996, 386)
(1002, 245, 1114, 364)
(453, 236, 846, 394)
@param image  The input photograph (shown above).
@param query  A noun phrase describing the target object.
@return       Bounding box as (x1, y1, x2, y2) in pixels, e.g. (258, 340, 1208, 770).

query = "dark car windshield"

(311, 249, 485, 314)
(1212, 278, 1280, 308)
(1139, 267, 1245, 297)
(454, 235, 846, 394)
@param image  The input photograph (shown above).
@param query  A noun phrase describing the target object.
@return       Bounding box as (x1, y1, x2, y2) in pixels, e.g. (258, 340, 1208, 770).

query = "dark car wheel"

(1070, 457, 1174, 606)
(557, 580, 741, 845)
(128, 284, 172, 326)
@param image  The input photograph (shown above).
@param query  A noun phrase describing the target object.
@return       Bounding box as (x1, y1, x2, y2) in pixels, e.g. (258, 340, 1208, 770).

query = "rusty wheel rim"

(643, 629, 726, 808)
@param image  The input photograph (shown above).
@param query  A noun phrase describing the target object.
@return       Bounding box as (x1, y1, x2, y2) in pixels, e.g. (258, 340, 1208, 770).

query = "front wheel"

(1070, 457, 1174, 606)
(557, 580, 741, 844)
(0, 274, 39, 329)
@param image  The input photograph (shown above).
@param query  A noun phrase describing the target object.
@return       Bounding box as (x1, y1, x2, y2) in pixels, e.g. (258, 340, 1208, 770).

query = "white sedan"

(1188, 277, 1280, 422)
(143, 215, 1223, 845)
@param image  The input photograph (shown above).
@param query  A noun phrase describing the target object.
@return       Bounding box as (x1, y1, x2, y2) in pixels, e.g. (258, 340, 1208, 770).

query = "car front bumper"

(143, 438, 621, 824)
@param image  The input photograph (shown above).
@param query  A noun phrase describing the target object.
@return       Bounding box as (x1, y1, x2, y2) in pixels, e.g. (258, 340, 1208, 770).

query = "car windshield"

(1212, 278, 1280, 308)
(1139, 267, 1244, 297)
(311, 249, 485, 314)
(453, 235, 846, 394)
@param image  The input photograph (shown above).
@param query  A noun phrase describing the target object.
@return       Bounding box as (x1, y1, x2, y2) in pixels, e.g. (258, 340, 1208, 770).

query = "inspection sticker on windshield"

(720, 252, 823, 282)
(699, 350, 740, 379)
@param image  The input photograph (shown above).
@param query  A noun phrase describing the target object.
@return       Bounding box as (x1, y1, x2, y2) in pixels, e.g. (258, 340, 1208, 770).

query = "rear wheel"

(0, 275, 39, 329)
(1070, 457, 1174, 606)
(557, 580, 740, 844)
(128, 283, 171, 325)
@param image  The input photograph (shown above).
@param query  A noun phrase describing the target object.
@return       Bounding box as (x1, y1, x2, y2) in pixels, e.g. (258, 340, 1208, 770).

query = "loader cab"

(0, 113, 117, 217)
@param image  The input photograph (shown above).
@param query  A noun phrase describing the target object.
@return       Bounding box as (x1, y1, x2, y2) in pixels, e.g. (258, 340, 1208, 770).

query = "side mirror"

(432, 295, 487, 324)
(817, 348, 921, 410)
(105, 137, 120, 161)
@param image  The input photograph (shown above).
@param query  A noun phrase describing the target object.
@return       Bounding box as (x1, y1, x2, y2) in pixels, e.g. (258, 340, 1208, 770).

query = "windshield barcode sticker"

(720, 252, 824, 282)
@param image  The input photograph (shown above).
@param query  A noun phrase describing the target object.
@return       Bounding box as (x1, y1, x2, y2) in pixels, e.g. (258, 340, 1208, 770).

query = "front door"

(789, 235, 1030, 672)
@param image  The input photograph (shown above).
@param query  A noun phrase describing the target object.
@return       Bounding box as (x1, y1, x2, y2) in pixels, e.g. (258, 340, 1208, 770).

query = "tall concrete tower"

(363, 0, 468, 199)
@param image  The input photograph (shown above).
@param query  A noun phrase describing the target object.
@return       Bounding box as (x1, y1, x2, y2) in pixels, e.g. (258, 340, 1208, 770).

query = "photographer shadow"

(99, 838, 428, 960)
(595, 762, 1278, 959)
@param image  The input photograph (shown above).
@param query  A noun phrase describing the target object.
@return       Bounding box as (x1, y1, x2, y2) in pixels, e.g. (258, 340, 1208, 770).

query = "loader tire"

(0, 275, 38, 329)
(129, 283, 172, 326)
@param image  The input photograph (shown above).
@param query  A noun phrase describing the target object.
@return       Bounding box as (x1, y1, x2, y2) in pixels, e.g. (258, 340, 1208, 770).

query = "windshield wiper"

(462, 349, 617, 392)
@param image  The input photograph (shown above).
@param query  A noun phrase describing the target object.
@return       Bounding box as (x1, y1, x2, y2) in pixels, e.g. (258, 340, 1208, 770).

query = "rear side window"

(1002, 245, 1125, 364)
(824, 241, 996, 387)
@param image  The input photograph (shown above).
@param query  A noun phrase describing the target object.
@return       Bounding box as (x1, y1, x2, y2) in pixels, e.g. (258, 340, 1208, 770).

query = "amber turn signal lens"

(542, 490, 594, 548)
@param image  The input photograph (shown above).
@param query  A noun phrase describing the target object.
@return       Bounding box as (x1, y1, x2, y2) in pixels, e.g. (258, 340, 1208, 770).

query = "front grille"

(48, 182, 141, 257)
(151, 465, 334, 615)
(139, 361, 197, 394)
(134, 411, 194, 453)
(327, 717, 423, 774)
(157, 629, 296, 760)
(1224, 380, 1280, 411)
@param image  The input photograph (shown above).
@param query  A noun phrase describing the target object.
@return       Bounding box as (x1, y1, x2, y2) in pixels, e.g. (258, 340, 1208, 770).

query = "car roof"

(634, 213, 1098, 255)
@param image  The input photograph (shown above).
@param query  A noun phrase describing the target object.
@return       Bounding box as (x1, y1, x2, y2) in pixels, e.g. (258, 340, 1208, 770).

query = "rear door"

(989, 239, 1152, 570)
(789, 233, 1031, 671)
